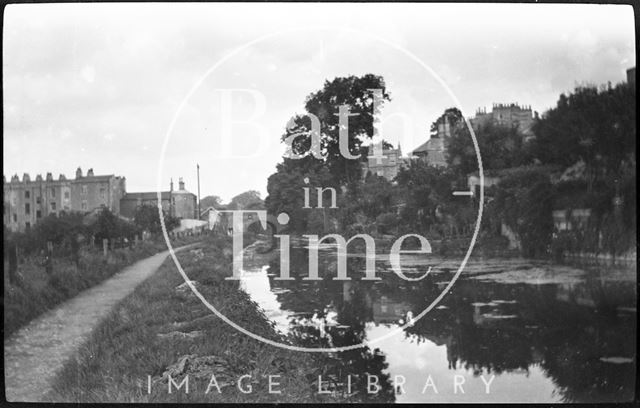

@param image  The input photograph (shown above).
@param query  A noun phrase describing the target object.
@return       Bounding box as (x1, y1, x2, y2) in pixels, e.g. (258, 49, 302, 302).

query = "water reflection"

(239, 245, 636, 403)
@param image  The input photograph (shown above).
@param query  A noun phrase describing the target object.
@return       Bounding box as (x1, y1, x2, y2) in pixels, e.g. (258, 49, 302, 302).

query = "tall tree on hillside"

(446, 121, 532, 176)
(430, 107, 463, 137)
(531, 82, 636, 188)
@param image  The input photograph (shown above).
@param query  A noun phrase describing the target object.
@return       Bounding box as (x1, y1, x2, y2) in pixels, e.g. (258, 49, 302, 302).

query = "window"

(25, 191, 30, 199)
(25, 222, 31, 230)
(99, 187, 106, 200)
(13, 214, 17, 222)
(82, 185, 88, 195)
(25, 203, 30, 215)
(36, 210, 42, 219)
(64, 191, 70, 199)
(50, 188, 56, 198)
(36, 196, 41, 204)
(50, 202, 56, 211)
(81, 200, 87, 211)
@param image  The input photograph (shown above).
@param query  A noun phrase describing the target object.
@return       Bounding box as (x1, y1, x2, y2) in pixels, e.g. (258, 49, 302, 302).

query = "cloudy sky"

(3, 3, 635, 202)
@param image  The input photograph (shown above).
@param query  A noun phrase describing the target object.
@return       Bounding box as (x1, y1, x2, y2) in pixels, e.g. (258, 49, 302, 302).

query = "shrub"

(375, 212, 398, 235)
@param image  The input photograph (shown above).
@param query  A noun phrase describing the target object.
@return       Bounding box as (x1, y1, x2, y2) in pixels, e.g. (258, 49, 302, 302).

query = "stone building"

(361, 146, 409, 181)
(627, 66, 635, 87)
(3, 168, 126, 232)
(3, 168, 125, 231)
(119, 191, 172, 219)
(119, 178, 197, 220)
(409, 102, 535, 169)
(410, 118, 453, 167)
(71, 167, 127, 215)
(3, 167, 197, 232)
(470, 103, 535, 137)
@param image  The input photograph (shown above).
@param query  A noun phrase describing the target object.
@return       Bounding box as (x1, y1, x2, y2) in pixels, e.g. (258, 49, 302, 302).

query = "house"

(361, 146, 409, 181)
(470, 103, 535, 138)
(3, 168, 126, 232)
(410, 119, 453, 167)
(119, 178, 196, 220)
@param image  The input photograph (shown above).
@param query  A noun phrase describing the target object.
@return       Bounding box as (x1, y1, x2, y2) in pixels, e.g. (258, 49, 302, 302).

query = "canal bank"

(44, 235, 370, 403)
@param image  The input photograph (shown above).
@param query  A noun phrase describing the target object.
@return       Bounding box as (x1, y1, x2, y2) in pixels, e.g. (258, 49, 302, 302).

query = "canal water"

(238, 240, 636, 403)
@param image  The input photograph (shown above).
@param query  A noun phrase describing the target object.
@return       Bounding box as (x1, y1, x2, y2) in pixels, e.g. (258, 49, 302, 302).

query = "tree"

(265, 158, 334, 233)
(446, 121, 532, 177)
(430, 107, 463, 137)
(133, 205, 179, 234)
(199, 195, 223, 210)
(395, 160, 457, 233)
(89, 208, 138, 242)
(228, 190, 263, 210)
(531, 82, 636, 189)
(33, 211, 87, 247)
(490, 168, 554, 257)
(265, 74, 391, 233)
(282, 74, 391, 185)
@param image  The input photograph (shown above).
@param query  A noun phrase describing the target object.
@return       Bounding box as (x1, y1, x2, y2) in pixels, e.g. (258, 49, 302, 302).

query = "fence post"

(8, 243, 18, 285)
(71, 235, 80, 268)
(103, 239, 109, 257)
(45, 241, 53, 275)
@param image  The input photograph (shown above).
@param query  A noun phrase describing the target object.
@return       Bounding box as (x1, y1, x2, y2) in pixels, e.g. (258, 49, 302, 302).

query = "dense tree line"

(264, 73, 635, 257)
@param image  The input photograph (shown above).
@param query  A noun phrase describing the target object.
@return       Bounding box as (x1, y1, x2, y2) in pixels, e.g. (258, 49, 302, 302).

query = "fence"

(5, 227, 214, 286)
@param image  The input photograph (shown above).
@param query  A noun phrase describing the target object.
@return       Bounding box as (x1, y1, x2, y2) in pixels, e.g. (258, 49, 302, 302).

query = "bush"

(133, 205, 180, 234)
(491, 168, 554, 258)
(375, 212, 398, 235)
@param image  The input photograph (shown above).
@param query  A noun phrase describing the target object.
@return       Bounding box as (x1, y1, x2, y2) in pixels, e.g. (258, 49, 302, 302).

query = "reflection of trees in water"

(267, 249, 395, 402)
(400, 278, 636, 403)
(267, 248, 636, 402)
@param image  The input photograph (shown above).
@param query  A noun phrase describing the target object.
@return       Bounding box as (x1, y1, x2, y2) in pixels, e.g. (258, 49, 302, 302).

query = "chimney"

(23, 173, 30, 183)
(76, 167, 83, 179)
(11, 174, 19, 183)
(87, 168, 94, 177)
(46, 172, 53, 181)
(170, 178, 174, 192)
(59, 174, 66, 181)
(36, 174, 43, 182)
(179, 177, 185, 190)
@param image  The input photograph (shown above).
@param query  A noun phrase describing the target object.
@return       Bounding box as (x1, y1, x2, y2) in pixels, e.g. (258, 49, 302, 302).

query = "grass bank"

(46, 234, 351, 403)
(3, 234, 203, 339)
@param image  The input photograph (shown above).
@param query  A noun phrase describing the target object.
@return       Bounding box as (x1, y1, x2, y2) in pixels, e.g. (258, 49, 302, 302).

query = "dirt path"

(4, 244, 195, 402)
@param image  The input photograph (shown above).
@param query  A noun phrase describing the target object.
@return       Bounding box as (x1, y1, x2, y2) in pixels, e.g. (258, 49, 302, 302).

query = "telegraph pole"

(197, 164, 201, 219)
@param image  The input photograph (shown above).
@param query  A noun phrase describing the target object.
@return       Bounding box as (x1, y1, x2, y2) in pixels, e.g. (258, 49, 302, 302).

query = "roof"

(171, 189, 195, 195)
(122, 191, 171, 200)
(411, 137, 444, 155)
(200, 206, 219, 217)
(73, 174, 117, 182)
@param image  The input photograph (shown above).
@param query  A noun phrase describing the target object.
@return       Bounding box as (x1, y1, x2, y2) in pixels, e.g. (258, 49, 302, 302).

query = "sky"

(3, 3, 636, 202)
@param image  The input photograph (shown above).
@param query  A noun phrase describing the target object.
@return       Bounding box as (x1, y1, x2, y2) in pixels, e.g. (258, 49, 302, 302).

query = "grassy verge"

(46, 234, 347, 403)
(3, 234, 203, 339)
